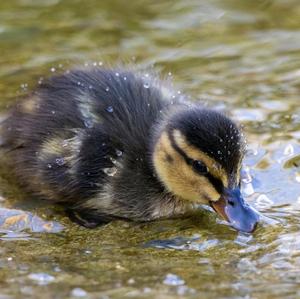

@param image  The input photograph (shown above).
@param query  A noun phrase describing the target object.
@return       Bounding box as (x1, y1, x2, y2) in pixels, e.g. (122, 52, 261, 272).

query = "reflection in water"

(0, 0, 300, 298)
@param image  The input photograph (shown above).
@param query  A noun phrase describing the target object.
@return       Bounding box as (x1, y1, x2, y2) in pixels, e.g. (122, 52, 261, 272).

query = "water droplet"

(123, 76, 127, 80)
(47, 164, 52, 169)
(20, 83, 28, 90)
(110, 157, 117, 165)
(93, 62, 97, 66)
(88, 85, 93, 90)
(217, 150, 221, 155)
(51, 110, 56, 115)
(55, 158, 65, 166)
(168, 72, 172, 76)
(143, 83, 150, 89)
(105, 87, 110, 92)
(50, 67, 56, 72)
(98, 61, 103, 66)
(103, 167, 117, 176)
(115, 72, 120, 77)
(84, 119, 93, 128)
(106, 106, 113, 113)
(116, 149, 123, 156)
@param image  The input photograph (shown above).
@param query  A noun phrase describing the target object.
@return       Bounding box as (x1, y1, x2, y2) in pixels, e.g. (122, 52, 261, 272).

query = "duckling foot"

(65, 208, 111, 228)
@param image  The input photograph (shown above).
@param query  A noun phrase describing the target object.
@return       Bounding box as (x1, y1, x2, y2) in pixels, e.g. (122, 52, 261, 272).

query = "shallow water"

(1, 0, 300, 298)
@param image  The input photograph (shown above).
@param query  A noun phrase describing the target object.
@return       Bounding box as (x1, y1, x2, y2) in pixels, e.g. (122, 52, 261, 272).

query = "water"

(1, 0, 300, 298)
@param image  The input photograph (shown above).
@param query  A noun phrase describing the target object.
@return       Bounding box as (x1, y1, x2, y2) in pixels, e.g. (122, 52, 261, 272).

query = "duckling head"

(152, 108, 259, 233)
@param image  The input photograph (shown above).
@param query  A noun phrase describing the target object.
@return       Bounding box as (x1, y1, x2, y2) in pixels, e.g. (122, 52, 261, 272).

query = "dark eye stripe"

(168, 129, 224, 194)
(167, 129, 193, 164)
(205, 172, 223, 194)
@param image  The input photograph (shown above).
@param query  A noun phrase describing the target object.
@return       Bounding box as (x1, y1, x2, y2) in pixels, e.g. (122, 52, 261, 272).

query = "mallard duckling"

(1, 68, 259, 232)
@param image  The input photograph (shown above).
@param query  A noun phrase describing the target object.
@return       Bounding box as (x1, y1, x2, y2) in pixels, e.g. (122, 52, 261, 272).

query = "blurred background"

(0, 0, 300, 298)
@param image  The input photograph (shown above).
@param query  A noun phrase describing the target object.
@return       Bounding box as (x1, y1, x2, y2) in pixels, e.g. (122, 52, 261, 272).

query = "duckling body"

(1, 68, 260, 231)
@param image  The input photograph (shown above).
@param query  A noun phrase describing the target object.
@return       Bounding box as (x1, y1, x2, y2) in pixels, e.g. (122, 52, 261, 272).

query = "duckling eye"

(192, 160, 208, 175)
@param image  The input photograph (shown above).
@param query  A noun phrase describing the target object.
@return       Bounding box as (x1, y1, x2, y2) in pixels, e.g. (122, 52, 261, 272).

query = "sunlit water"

(1, 0, 300, 298)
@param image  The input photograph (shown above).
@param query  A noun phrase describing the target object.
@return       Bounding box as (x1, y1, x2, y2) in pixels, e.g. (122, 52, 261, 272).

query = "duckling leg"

(65, 206, 131, 228)
(65, 208, 111, 228)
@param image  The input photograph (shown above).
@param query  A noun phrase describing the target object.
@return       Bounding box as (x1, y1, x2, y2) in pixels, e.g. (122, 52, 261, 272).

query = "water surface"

(1, 0, 300, 298)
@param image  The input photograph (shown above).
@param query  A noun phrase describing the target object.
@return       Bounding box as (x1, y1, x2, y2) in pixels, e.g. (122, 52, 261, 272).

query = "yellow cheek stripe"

(153, 132, 220, 203)
(173, 129, 228, 188)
